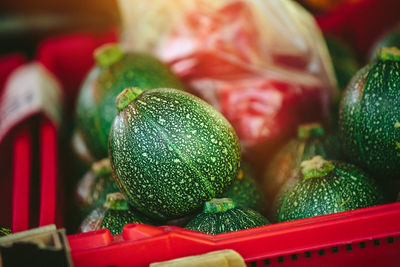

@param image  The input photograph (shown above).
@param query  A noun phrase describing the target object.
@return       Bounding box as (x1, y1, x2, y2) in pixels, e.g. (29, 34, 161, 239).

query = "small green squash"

(222, 162, 265, 213)
(278, 156, 385, 222)
(109, 87, 241, 220)
(185, 198, 270, 235)
(75, 158, 120, 218)
(261, 123, 343, 219)
(75, 44, 185, 160)
(79, 193, 155, 235)
(339, 47, 400, 179)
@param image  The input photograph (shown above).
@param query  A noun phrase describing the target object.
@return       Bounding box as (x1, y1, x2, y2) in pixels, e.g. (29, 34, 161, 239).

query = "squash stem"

(297, 123, 325, 139)
(92, 158, 112, 177)
(94, 43, 124, 67)
(300, 156, 334, 180)
(116, 87, 143, 111)
(377, 47, 400, 62)
(104, 193, 130, 211)
(204, 198, 236, 213)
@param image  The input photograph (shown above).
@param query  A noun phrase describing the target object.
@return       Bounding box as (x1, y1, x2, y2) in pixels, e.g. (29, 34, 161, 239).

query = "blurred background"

(0, 0, 120, 57)
(0, 0, 360, 58)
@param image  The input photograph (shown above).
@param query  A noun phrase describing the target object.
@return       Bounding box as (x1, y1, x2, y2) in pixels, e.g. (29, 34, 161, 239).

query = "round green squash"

(80, 193, 155, 235)
(75, 158, 120, 218)
(185, 198, 270, 235)
(75, 44, 185, 160)
(324, 35, 361, 128)
(222, 162, 265, 213)
(109, 87, 241, 220)
(261, 123, 343, 220)
(339, 47, 400, 179)
(278, 156, 385, 222)
(325, 34, 360, 92)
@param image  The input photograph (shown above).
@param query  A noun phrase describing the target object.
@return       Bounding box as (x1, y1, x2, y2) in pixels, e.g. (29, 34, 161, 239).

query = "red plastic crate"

(68, 202, 400, 266)
(1, 0, 400, 266)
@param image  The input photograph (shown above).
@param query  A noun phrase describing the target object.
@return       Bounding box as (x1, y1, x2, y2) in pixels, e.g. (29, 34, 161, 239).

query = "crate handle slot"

(39, 119, 57, 227)
(12, 126, 31, 233)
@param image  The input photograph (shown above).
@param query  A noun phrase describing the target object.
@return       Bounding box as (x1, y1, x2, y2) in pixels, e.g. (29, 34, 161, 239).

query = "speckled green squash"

(100, 209, 154, 235)
(75, 158, 120, 218)
(261, 123, 344, 220)
(278, 156, 385, 222)
(0, 226, 12, 237)
(339, 47, 400, 179)
(185, 198, 269, 235)
(80, 193, 155, 235)
(109, 87, 241, 220)
(75, 44, 185, 160)
(222, 162, 265, 213)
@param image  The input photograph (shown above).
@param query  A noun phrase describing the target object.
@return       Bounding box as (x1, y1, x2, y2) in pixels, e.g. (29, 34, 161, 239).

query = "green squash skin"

(0, 226, 12, 237)
(222, 163, 265, 213)
(76, 52, 185, 160)
(278, 161, 385, 222)
(185, 206, 269, 235)
(109, 88, 241, 220)
(339, 59, 400, 179)
(80, 192, 158, 235)
(76, 169, 120, 219)
(262, 125, 344, 221)
(100, 209, 154, 235)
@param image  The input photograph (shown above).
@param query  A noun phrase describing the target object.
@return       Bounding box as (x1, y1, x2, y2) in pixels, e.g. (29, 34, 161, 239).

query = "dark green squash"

(261, 123, 343, 220)
(109, 87, 241, 220)
(75, 158, 120, 218)
(79, 193, 155, 235)
(325, 34, 360, 92)
(278, 156, 385, 222)
(339, 47, 400, 179)
(0, 226, 12, 237)
(369, 25, 400, 61)
(75, 44, 185, 160)
(222, 162, 265, 213)
(185, 198, 269, 235)
(324, 35, 361, 128)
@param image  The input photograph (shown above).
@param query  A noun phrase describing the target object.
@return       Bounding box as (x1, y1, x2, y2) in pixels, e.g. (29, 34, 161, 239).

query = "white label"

(0, 62, 63, 142)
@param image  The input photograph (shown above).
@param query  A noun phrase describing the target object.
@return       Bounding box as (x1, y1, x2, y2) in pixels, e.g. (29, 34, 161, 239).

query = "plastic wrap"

(118, 0, 337, 175)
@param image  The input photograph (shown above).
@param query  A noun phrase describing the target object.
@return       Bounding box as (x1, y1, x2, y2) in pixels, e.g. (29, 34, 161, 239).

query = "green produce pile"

(74, 42, 399, 236)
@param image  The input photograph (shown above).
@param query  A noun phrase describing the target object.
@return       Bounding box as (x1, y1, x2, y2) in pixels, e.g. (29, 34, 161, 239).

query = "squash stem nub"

(116, 87, 143, 111)
(104, 193, 130, 211)
(377, 47, 400, 62)
(204, 198, 237, 213)
(92, 158, 112, 177)
(94, 43, 124, 68)
(297, 123, 325, 139)
(300, 156, 334, 180)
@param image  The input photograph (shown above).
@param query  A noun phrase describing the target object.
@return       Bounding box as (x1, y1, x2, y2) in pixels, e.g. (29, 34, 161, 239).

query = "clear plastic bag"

(118, 0, 337, 175)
